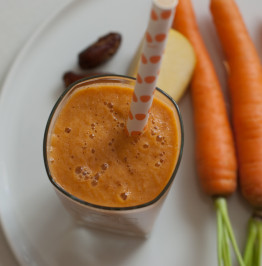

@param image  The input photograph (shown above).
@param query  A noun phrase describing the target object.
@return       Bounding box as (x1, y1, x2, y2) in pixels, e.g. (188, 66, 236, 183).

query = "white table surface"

(0, 2, 71, 265)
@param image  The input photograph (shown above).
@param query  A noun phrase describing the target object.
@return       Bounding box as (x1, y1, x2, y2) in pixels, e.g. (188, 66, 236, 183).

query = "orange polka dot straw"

(126, 0, 178, 136)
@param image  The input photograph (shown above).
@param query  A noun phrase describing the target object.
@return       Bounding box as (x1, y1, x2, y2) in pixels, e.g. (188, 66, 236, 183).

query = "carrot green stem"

(217, 207, 223, 266)
(216, 198, 231, 266)
(215, 197, 245, 266)
(222, 225, 232, 266)
(244, 217, 262, 266)
(257, 220, 262, 266)
(243, 219, 257, 266)
(253, 233, 259, 266)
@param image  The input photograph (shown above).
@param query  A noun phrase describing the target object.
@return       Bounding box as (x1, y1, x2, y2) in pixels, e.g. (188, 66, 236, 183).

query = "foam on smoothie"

(48, 83, 180, 207)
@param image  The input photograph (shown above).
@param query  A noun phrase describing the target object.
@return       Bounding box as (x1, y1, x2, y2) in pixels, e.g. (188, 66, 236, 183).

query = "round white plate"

(0, 0, 260, 265)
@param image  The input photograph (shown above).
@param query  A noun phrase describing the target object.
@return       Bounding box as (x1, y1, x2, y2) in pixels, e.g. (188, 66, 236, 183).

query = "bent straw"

(126, 0, 178, 136)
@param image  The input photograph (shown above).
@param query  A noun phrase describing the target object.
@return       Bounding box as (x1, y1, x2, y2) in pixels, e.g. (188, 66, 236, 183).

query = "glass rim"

(43, 74, 184, 211)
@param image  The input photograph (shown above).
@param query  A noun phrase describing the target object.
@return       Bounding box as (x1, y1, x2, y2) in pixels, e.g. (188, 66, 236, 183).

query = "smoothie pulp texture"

(48, 82, 180, 207)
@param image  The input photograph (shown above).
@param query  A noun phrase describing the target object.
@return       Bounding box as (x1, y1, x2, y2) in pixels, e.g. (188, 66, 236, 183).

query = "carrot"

(210, 0, 262, 209)
(173, 0, 236, 197)
(210, 0, 262, 265)
(173, 0, 244, 265)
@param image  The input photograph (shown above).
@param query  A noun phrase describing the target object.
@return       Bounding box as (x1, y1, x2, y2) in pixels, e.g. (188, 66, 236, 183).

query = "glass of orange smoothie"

(43, 75, 183, 237)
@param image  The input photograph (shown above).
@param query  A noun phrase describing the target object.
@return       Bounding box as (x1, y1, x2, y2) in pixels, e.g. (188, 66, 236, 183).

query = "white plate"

(0, 0, 260, 265)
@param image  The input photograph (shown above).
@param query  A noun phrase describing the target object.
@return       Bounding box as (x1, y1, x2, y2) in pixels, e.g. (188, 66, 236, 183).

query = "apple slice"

(128, 29, 196, 102)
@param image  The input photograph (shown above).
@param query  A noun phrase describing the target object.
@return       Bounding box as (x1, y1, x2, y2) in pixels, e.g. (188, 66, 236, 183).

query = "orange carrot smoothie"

(47, 79, 181, 208)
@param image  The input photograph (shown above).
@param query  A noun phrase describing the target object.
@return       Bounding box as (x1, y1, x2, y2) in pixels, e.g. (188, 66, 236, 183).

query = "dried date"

(63, 71, 109, 88)
(78, 32, 121, 69)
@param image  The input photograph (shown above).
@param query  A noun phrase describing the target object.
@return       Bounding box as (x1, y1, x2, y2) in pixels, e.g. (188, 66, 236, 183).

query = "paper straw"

(126, 0, 178, 136)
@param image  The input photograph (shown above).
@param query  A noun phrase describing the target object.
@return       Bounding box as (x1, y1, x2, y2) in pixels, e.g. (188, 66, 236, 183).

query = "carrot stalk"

(217, 207, 223, 266)
(215, 198, 245, 266)
(244, 217, 262, 266)
(257, 221, 262, 265)
(244, 219, 257, 266)
(253, 222, 259, 266)
(225, 227, 232, 266)
(222, 223, 231, 266)
(254, 231, 259, 266)
(173, 0, 240, 264)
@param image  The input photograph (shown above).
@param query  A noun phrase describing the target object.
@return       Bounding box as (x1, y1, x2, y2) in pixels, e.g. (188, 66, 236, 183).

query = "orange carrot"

(173, 1, 245, 265)
(173, 0, 237, 197)
(210, 0, 262, 209)
(210, 0, 262, 264)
